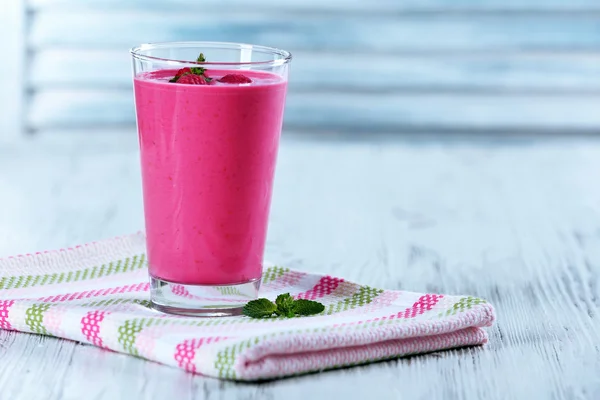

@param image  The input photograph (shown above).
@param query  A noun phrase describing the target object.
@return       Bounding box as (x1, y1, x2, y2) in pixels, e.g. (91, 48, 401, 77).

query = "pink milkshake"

(131, 42, 291, 316)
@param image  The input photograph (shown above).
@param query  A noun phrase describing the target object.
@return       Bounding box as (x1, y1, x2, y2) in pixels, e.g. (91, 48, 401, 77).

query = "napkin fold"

(0, 233, 495, 380)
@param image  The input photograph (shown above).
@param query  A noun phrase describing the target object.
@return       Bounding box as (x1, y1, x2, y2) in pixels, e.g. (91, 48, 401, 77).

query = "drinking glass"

(130, 42, 291, 316)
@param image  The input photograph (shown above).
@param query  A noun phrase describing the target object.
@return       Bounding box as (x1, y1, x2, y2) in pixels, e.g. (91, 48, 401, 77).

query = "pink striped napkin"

(0, 233, 495, 380)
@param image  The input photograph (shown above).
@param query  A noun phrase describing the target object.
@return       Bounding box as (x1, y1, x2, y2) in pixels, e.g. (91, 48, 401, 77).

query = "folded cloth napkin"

(0, 233, 495, 381)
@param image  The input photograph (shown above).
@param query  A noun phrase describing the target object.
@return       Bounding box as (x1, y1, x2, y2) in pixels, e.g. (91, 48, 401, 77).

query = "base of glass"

(150, 276, 261, 317)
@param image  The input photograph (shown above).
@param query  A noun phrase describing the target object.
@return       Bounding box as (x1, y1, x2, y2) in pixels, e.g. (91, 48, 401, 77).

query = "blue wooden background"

(26, 0, 600, 134)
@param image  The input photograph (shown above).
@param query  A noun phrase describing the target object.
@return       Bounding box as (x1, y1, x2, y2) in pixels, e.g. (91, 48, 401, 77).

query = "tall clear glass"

(130, 42, 291, 316)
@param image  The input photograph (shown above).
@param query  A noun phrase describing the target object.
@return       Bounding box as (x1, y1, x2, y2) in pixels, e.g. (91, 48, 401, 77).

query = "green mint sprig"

(243, 293, 325, 319)
(190, 53, 207, 75)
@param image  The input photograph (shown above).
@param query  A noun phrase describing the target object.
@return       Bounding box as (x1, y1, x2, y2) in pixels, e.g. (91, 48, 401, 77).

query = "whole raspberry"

(218, 74, 252, 84)
(177, 74, 208, 85)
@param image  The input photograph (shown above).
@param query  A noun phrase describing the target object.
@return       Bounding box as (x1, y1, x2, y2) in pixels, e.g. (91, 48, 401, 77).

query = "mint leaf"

(242, 298, 277, 318)
(275, 293, 295, 318)
(293, 299, 325, 316)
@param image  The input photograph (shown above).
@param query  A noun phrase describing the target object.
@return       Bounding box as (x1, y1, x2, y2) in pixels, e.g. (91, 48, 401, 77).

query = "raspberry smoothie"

(133, 69, 287, 286)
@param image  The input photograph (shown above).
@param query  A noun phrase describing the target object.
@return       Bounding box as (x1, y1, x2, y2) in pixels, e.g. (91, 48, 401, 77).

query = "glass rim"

(130, 41, 292, 67)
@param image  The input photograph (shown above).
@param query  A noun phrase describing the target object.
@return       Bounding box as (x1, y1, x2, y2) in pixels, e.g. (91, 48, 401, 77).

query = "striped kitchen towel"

(0, 233, 495, 380)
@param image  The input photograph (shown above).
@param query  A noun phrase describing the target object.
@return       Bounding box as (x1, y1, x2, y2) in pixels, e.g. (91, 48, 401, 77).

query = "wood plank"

(0, 332, 78, 400)
(30, 49, 600, 93)
(28, 0, 600, 13)
(27, 89, 600, 132)
(28, 11, 600, 52)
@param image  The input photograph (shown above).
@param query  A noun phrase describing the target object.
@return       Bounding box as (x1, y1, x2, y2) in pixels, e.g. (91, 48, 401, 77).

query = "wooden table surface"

(0, 132, 599, 400)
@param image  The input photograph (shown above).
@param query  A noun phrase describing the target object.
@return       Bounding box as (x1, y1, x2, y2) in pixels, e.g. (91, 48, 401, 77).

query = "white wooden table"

(1, 132, 599, 399)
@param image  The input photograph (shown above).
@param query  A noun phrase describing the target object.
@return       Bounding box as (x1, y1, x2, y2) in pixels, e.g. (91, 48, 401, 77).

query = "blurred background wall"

(2, 0, 600, 140)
